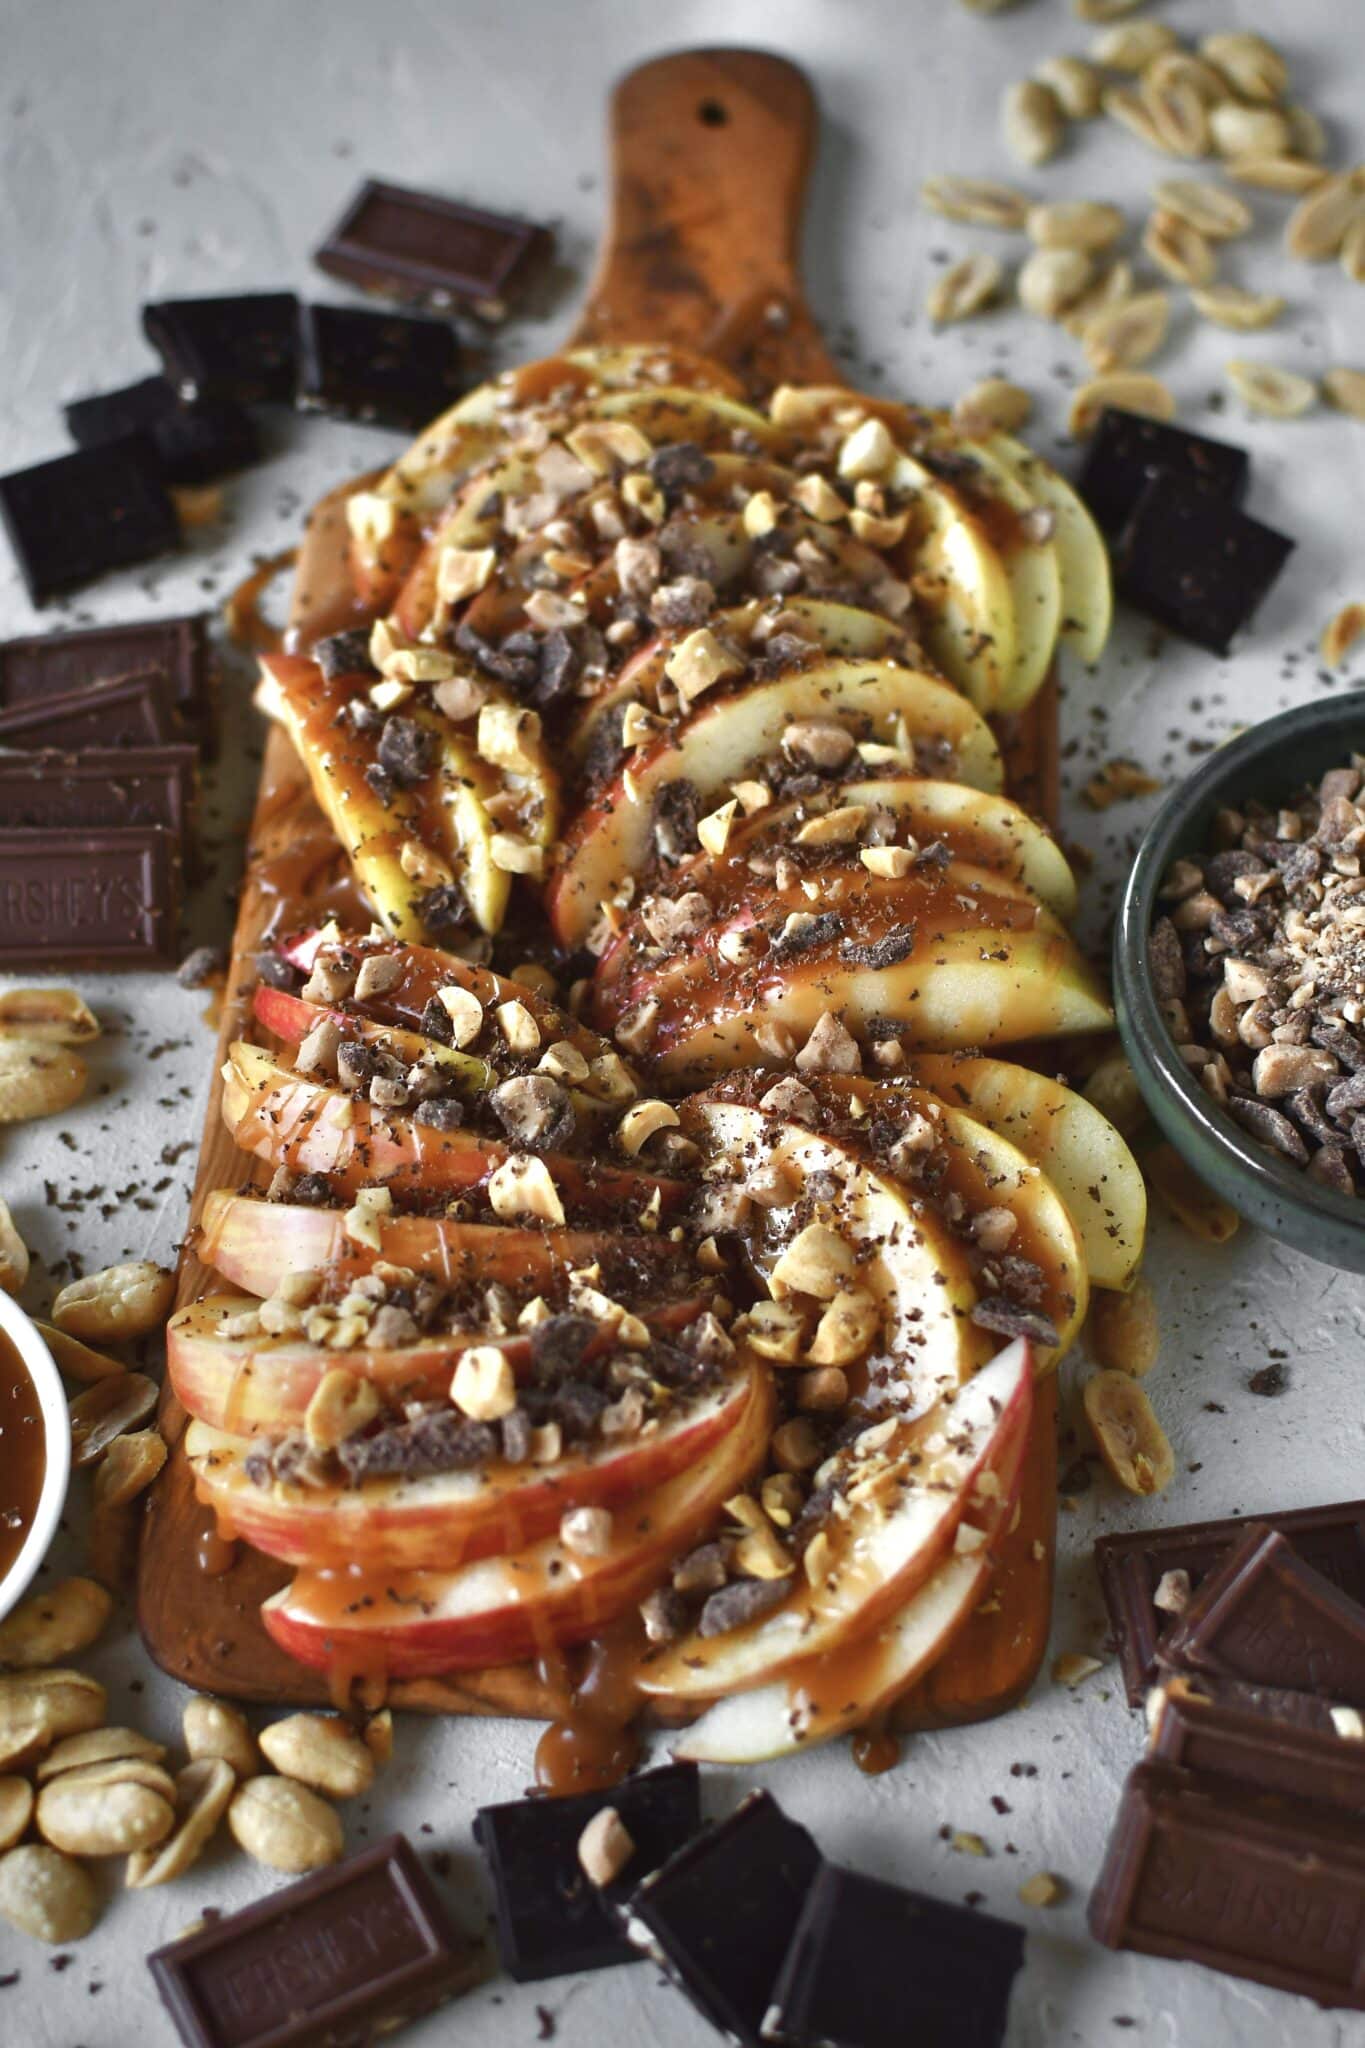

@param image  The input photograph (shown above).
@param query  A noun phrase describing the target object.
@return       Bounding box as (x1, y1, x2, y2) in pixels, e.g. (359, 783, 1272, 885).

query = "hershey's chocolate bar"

(0, 669, 179, 750)
(1149, 1673, 1365, 1819)
(0, 613, 211, 723)
(0, 825, 180, 967)
(1158, 1523, 1365, 1703)
(149, 1834, 482, 2047)
(315, 178, 550, 318)
(1089, 1761, 1365, 2010)
(1095, 1498, 1365, 1704)
(0, 747, 196, 852)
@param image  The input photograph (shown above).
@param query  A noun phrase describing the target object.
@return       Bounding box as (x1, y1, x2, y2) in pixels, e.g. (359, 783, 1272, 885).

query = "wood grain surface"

(139, 46, 1059, 1731)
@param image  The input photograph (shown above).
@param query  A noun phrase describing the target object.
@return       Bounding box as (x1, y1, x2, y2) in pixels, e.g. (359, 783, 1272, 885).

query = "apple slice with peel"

(168, 1290, 710, 1437)
(257, 1366, 774, 1673)
(986, 433, 1112, 668)
(902, 1053, 1146, 1292)
(548, 660, 1003, 948)
(637, 1338, 1033, 1704)
(198, 1188, 685, 1302)
(184, 1354, 763, 1571)
(672, 1413, 1029, 1762)
(219, 1041, 687, 1220)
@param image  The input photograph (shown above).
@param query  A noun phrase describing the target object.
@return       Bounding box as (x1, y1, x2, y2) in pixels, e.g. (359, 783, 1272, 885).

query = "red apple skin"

(167, 1293, 710, 1437)
(258, 1367, 775, 1676)
(220, 1043, 687, 1217)
(198, 1188, 690, 1302)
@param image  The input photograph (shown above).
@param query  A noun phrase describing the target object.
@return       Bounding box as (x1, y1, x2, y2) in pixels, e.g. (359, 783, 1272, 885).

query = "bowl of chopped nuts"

(1114, 694, 1365, 1271)
(0, 1290, 70, 1623)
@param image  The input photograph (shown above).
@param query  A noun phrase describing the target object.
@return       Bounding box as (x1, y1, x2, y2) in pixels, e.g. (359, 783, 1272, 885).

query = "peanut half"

(0, 1038, 86, 1125)
(183, 1695, 259, 1779)
(52, 1261, 175, 1343)
(0, 1843, 98, 1943)
(228, 1775, 344, 1874)
(258, 1714, 376, 1801)
(127, 1757, 236, 1889)
(0, 1577, 112, 1669)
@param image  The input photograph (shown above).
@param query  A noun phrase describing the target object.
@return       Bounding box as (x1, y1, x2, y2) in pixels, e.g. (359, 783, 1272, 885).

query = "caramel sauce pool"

(0, 1332, 45, 1582)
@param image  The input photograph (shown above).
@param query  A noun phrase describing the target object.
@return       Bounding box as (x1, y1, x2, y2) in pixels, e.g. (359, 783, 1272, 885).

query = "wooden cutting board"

(139, 47, 1058, 1728)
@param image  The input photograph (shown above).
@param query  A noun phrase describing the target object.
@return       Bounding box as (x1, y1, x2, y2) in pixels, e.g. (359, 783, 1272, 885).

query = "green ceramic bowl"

(1114, 694, 1365, 1273)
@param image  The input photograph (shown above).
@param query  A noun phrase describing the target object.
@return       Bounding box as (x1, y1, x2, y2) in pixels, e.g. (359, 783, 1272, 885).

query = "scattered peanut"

(89, 1426, 166, 1507)
(0, 1842, 98, 1943)
(37, 1726, 165, 1780)
(0, 1199, 28, 1296)
(228, 1775, 344, 1874)
(1087, 1278, 1159, 1379)
(258, 1714, 376, 1800)
(37, 1773, 175, 1857)
(0, 988, 99, 1045)
(0, 1038, 86, 1125)
(0, 1670, 105, 1771)
(183, 1696, 258, 1779)
(1084, 1369, 1175, 1495)
(1321, 603, 1365, 670)
(0, 1577, 111, 1670)
(52, 1261, 175, 1343)
(0, 1776, 34, 1852)
(127, 1756, 236, 1889)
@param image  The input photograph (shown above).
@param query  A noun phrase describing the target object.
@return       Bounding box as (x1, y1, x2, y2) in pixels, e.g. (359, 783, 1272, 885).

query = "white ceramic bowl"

(0, 1292, 70, 1624)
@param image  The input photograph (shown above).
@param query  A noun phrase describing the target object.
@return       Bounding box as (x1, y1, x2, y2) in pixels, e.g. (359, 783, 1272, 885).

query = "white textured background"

(1, 0, 1364, 2042)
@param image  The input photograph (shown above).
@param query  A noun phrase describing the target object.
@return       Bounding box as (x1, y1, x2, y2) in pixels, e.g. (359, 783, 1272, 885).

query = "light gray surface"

(1, 0, 1363, 2040)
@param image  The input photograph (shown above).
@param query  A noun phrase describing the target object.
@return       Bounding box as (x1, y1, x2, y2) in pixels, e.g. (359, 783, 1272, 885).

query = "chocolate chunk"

(0, 825, 180, 968)
(415, 883, 467, 934)
(149, 1833, 481, 2046)
(969, 1297, 1059, 1348)
(1202, 848, 1267, 900)
(1088, 1762, 1365, 2010)
(1077, 408, 1251, 536)
(1207, 904, 1267, 951)
(364, 762, 395, 807)
(315, 180, 551, 319)
(652, 780, 700, 864)
(337, 1409, 496, 1481)
(314, 629, 377, 682)
(1311, 1144, 1358, 1195)
(0, 435, 179, 605)
(297, 303, 465, 429)
(64, 376, 261, 485)
(0, 613, 211, 725)
(628, 1790, 823, 2047)
(648, 443, 716, 499)
(412, 1097, 465, 1132)
(1147, 916, 1186, 1000)
(142, 292, 300, 403)
(1276, 839, 1321, 889)
(840, 922, 918, 970)
(475, 1763, 701, 1981)
(377, 715, 436, 787)
(1096, 1498, 1365, 1706)
(0, 669, 178, 752)
(1112, 473, 1294, 656)
(0, 748, 195, 859)
(533, 630, 580, 708)
(290, 1174, 331, 1206)
(1287, 1083, 1338, 1146)
(176, 944, 223, 990)
(1226, 1094, 1310, 1164)
(1149, 1672, 1365, 1818)
(1327, 1070, 1365, 1119)
(697, 1575, 791, 1637)
(772, 911, 843, 960)
(1159, 1523, 1365, 1702)
(1313, 1020, 1365, 1072)
(767, 1862, 1026, 2048)
(528, 1314, 595, 1382)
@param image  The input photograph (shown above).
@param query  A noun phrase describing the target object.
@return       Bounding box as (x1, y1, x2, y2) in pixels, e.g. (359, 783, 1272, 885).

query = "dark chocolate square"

(1113, 471, 1294, 655)
(628, 1789, 822, 2046)
(0, 669, 179, 751)
(142, 292, 300, 403)
(297, 304, 465, 429)
(1078, 408, 1251, 536)
(0, 435, 180, 606)
(64, 376, 261, 485)
(0, 614, 212, 727)
(767, 1863, 1025, 2048)
(315, 178, 550, 317)
(474, 1761, 701, 1982)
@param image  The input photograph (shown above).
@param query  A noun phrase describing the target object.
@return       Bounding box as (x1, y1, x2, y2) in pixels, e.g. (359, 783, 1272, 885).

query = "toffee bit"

(1082, 758, 1161, 810)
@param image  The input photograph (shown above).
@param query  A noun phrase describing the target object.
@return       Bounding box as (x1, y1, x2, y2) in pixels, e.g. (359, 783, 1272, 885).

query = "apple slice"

(986, 433, 1112, 668)
(184, 1351, 763, 1571)
(672, 1415, 1028, 1762)
(886, 448, 1018, 712)
(902, 1053, 1146, 1292)
(219, 1041, 686, 1220)
(198, 1188, 685, 1302)
(168, 1291, 712, 1437)
(548, 659, 1003, 948)
(637, 1338, 1033, 1704)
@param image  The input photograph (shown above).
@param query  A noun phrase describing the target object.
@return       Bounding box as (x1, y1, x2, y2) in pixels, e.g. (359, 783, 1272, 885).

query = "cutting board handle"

(573, 46, 841, 388)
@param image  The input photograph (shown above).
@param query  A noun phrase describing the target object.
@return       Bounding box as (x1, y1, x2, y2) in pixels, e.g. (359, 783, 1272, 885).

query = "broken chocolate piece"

(297, 303, 465, 429)
(142, 292, 300, 403)
(1077, 408, 1251, 536)
(767, 1862, 1025, 2048)
(474, 1762, 700, 1981)
(315, 179, 551, 319)
(313, 628, 376, 681)
(1095, 1497, 1365, 1705)
(0, 670, 178, 751)
(0, 435, 180, 605)
(1158, 1522, 1365, 1702)
(0, 747, 196, 857)
(1112, 472, 1293, 655)
(0, 613, 211, 725)
(1149, 1672, 1365, 1818)
(64, 377, 261, 485)
(628, 1789, 822, 2047)
(149, 1833, 481, 2046)
(0, 824, 180, 967)
(1088, 1761, 1365, 2010)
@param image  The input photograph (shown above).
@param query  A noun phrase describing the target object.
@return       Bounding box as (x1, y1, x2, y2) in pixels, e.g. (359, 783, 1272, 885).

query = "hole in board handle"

(697, 100, 729, 127)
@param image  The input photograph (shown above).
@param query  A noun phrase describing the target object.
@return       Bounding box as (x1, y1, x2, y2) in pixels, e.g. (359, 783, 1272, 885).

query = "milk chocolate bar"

(143, 292, 300, 404)
(64, 376, 261, 485)
(0, 613, 212, 724)
(0, 434, 180, 605)
(0, 747, 195, 854)
(315, 178, 551, 319)
(1095, 1497, 1365, 1704)
(149, 1833, 481, 2048)
(1149, 1673, 1365, 1818)
(1158, 1523, 1365, 1703)
(1088, 1761, 1365, 2009)
(1077, 408, 1251, 536)
(1113, 471, 1294, 655)
(766, 1862, 1025, 2048)
(0, 825, 180, 967)
(628, 1789, 822, 2047)
(475, 1760, 701, 1981)
(0, 669, 179, 750)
